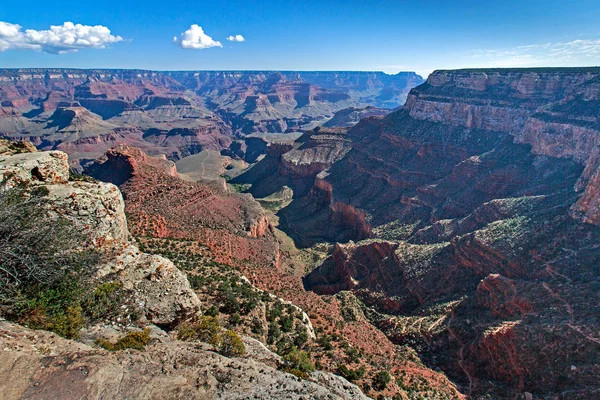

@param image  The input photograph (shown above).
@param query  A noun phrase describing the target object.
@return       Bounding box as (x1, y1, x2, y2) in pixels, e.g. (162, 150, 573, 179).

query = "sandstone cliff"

(407, 68, 600, 225)
(282, 68, 600, 399)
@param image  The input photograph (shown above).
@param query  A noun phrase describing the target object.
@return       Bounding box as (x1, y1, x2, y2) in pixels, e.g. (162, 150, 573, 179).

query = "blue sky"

(1, 0, 600, 78)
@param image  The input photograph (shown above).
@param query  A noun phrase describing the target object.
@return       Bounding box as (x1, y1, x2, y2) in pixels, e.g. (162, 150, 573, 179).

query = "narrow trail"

(447, 309, 474, 398)
(542, 282, 600, 346)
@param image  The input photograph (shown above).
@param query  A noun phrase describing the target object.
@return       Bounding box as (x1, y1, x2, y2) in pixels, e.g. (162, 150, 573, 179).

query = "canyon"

(0, 69, 422, 168)
(0, 142, 384, 399)
(84, 144, 462, 399)
(1, 67, 600, 400)
(238, 68, 600, 399)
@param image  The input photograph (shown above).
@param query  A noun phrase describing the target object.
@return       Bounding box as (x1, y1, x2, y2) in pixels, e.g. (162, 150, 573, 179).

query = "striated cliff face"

(291, 68, 600, 399)
(407, 68, 600, 224)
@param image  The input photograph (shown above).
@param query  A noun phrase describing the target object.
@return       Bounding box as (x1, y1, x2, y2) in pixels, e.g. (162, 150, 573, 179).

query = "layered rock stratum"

(0, 69, 423, 167)
(84, 145, 463, 399)
(237, 68, 600, 399)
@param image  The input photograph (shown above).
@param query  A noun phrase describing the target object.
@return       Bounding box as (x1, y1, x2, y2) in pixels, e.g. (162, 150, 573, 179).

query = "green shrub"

(229, 183, 251, 193)
(176, 316, 222, 345)
(196, 316, 222, 345)
(293, 326, 309, 348)
(177, 321, 198, 341)
(279, 314, 294, 332)
(82, 281, 125, 321)
(282, 347, 315, 375)
(261, 292, 271, 303)
(97, 328, 151, 351)
(30, 186, 50, 197)
(205, 305, 219, 317)
(48, 305, 85, 339)
(373, 370, 391, 390)
(346, 346, 362, 363)
(318, 334, 333, 350)
(217, 330, 246, 357)
(240, 298, 258, 315)
(338, 365, 366, 382)
(282, 367, 310, 380)
(276, 336, 293, 355)
(251, 318, 264, 335)
(229, 313, 241, 325)
(188, 275, 204, 289)
(267, 302, 283, 321)
(16, 282, 86, 339)
(221, 290, 241, 314)
(267, 321, 281, 344)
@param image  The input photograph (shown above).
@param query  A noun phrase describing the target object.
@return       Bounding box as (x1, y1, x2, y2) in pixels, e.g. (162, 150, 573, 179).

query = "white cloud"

(470, 38, 600, 67)
(174, 24, 222, 49)
(226, 34, 245, 42)
(378, 38, 600, 79)
(0, 21, 123, 54)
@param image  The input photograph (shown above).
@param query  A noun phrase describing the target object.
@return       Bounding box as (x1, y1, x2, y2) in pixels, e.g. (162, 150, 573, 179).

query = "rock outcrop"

(324, 106, 390, 128)
(0, 320, 370, 400)
(281, 127, 353, 177)
(0, 147, 200, 326)
(0, 138, 37, 155)
(303, 240, 401, 295)
(0, 150, 69, 187)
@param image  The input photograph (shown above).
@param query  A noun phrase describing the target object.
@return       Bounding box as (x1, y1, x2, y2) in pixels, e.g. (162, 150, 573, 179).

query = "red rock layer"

(86, 146, 462, 399)
(297, 69, 600, 398)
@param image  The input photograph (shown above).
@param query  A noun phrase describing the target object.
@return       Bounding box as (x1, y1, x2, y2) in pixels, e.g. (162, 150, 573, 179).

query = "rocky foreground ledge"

(0, 141, 368, 399)
(0, 319, 367, 399)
